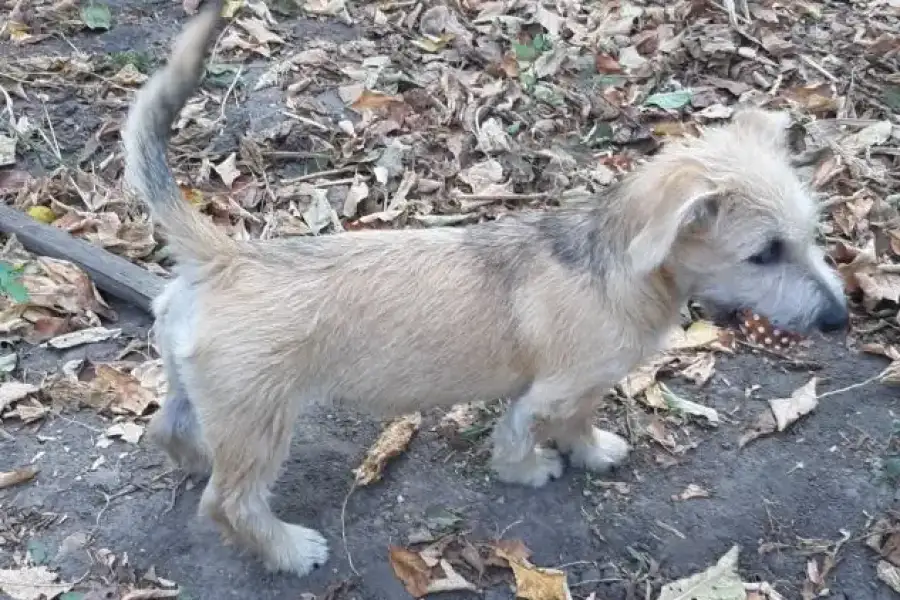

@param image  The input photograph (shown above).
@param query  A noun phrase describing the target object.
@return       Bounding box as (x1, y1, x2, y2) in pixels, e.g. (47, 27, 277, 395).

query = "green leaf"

(594, 74, 626, 88)
(26, 539, 50, 565)
(880, 456, 900, 485)
(81, 2, 112, 30)
(204, 63, 242, 88)
(532, 83, 565, 107)
(513, 42, 538, 62)
(423, 506, 463, 533)
(518, 70, 537, 90)
(0, 261, 30, 304)
(644, 89, 693, 110)
(532, 33, 550, 52)
(585, 121, 614, 146)
(884, 86, 900, 112)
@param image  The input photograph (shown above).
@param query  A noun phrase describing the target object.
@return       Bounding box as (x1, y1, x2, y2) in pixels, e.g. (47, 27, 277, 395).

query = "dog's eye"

(748, 239, 784, 265)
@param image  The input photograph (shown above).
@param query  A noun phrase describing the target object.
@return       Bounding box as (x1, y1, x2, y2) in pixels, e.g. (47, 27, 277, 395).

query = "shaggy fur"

(122, 6, 849, 577)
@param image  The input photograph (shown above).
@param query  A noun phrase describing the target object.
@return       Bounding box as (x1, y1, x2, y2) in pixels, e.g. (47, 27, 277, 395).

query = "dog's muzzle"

(814, 297, 850, 333)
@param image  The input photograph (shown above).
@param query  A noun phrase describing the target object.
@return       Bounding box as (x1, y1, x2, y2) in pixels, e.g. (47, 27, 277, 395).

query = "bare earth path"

(1, 0, 899, 599)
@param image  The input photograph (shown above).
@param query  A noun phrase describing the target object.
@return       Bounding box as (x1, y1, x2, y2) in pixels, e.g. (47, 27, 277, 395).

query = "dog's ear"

(624, 160, 721, 274)
(731, 108, 792, 147)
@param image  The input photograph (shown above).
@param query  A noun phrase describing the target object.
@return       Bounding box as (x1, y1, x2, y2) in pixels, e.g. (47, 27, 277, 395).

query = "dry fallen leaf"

(487, 539, 532, 566)
(437, 402, 483, 436)
(769, 378, 818, 431)
(46, 327, 121, 349)
(304, 0, 349, 18)
(619, 357, 672, 399)
(740, 378, 818, 447)
(0, 565, 72, 600)
(866, 517, 900, 570)
(877, 560, 900, 594)
(0, 466, 38, 489)
(658, 545, 744, 600)
(236, 17, 285, 45)
(213, 153, 241, 188)
(0, 135, 16, 167)
(679, 352, 716, 386)
(93, 364, 159, 415)
(666, 321, 723, 351)
(424, 559, 476, 595)
(0, 381, 39, 412)
(388, 545, 476, 598)
(389, 545, 431, 597)
(8, 401, 49, 424)
(673, 483, 710, 501)
(104, 422, 145, 445)
(131, 358, 168, 399)
(495, 546, 572, 600)
(353, 412, 421, 486)
(658, 383, 720, 425)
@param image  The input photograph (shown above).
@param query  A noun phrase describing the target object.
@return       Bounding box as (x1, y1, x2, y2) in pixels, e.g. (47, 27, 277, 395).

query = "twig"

(734, 339, 822, 370)
(218, 64, 243, 123)
(164, 473, 190, 515)
(39, 101, 62, 161)
(315, 176, 371, 188)
(280, 110, 331, 132)
(655, 519, 686, 539)
(818, 371, 884, 400)
(53, 413, 104, 434)
(281, 166, 358, 184)
(263, 150, 332, 160)
(340, 483, 361, 576)
(122, 590, 180, 600)
(800, 54, 839, 83)
(571, 577, 625, 588)
(453, 192, 549, 202)
(497, 518, 524, 539)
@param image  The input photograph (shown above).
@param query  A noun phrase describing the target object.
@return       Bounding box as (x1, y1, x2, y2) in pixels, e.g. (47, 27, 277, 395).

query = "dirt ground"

(1, 0, 900, 598)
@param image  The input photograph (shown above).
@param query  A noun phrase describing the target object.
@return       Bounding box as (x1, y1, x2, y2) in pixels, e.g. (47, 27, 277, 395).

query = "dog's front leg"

(549, 390, 630, 474)
(489, 380, 571, 487)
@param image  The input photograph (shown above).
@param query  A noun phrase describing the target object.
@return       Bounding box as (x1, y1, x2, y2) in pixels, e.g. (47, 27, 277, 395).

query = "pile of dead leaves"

(0, 236, 117, 345)
(867, 514, 900, 595)
(389, 537, 572, 600)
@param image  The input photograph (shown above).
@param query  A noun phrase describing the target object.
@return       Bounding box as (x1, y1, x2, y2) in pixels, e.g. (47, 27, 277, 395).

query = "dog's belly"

(325, 357, 532, 415)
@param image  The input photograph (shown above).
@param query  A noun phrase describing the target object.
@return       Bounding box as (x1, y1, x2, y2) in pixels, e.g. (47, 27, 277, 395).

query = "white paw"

(566, 428, 631, 473)
(265, 524, 330, 577)
(492, 447, 565, 488)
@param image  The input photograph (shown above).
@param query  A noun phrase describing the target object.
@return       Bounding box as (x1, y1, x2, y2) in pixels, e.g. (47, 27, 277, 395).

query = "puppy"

(122, 5, 849, 577)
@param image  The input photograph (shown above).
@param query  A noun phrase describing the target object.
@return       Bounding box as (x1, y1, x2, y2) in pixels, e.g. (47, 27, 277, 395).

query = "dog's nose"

(816, 299, 849, 333)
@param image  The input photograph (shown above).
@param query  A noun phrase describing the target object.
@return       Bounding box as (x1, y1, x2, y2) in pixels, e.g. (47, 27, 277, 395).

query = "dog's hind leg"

(196, 386, 329, 576)
(489, 380, 569, 487)
(147, 304, 211, 476)
(147, 378, 211, 476)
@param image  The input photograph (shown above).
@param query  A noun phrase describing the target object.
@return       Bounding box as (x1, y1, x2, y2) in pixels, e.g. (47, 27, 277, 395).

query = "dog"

(122, 4, 849, 577)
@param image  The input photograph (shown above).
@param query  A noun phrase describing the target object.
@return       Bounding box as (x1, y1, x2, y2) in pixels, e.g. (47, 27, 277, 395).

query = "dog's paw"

(265, 525, 329, 577)
(491, 447, 564, 488)
(564, 428, 630, 473)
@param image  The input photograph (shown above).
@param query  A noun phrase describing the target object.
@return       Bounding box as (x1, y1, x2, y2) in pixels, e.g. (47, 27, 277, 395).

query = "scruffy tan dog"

(123, 5, 848, 578)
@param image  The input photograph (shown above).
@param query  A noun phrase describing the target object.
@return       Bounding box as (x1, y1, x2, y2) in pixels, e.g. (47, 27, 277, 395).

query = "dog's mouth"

(734, 309, 805, 351)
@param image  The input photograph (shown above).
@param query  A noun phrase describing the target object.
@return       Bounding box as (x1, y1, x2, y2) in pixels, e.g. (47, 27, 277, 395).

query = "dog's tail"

(122, 2, 234, 264)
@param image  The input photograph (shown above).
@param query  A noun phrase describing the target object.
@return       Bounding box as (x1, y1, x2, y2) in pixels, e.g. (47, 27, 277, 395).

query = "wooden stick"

(0, 204, 164, 312)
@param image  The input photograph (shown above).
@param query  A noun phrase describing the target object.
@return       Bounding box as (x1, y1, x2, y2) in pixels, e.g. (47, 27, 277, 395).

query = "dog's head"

(622, 108, 848, 336)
